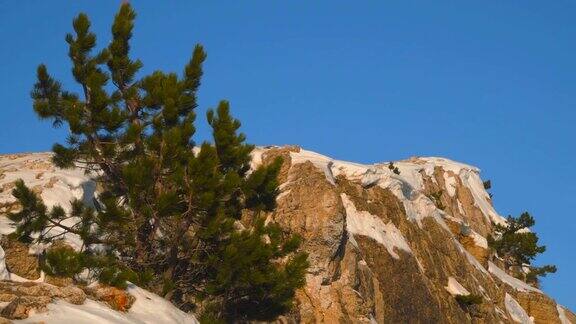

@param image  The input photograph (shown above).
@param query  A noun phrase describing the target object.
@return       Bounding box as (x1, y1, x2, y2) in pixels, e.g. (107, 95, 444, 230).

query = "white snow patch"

(488, 262, 541, 293)
(470, 231, 489, 249)
(505, 293, 534, 323)
(249, 147, 266, 170)
(341, 193, 412, 259)
(558, 305, 572, 324)
(0, 246, 10, 280)
(444, 173, 457, 197)
(389, 161, 427, 191)
(0, 153, 96, 251)
(0, 153, 95, 212)
(445, 277, 469, 296)
(458, 170, 506, 225)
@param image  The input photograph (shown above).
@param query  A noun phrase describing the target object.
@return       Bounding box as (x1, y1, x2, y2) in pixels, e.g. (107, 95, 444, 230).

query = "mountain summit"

(0, 146, 572, 323)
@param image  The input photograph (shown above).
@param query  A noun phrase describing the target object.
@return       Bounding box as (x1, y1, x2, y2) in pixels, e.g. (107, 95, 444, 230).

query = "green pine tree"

(11, 3, 308, 321)
(488, 212, 556, 284)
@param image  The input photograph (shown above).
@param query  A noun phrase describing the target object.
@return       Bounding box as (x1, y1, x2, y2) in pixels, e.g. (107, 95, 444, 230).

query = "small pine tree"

(388, 162, 400, 175)
(488, 212, 556, 283)
(10, 3, 308, 321)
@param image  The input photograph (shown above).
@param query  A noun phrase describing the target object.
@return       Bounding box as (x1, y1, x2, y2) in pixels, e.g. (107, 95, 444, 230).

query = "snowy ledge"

(488, 262, 541, 294)
(340, 193, 412, 259)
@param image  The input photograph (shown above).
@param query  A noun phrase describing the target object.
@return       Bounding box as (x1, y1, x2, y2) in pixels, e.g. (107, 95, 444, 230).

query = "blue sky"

(1, 0, 575, 309)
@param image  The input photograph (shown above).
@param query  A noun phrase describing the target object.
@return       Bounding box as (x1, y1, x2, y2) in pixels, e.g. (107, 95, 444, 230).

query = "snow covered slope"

(0, 153, 197, 323)
(16, 285, 198, 324)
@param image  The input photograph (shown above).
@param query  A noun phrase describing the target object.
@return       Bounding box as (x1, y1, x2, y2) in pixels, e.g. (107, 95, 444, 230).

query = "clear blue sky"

(1, 0, 575, 309)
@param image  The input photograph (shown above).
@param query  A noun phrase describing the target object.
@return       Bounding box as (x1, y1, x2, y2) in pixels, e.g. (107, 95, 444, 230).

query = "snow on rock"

(358, 165, 447, 229)
(0, 246, 10, 280)
(470, 231, 488, 249)
(488, 262, 541, 293)
(505, 293, 534, 323)
(410, 157, 506, 226)
(558, 305, 573, 324)
(443, 172, 458, 197)
(341, 193, 412, 259)
(443, 214, 488, 249)
(126, 284, 198, 323)
(289, 149, 337, 185)
(287, 148, 505, 229)
(0, 153, 95, 211)
(458, 170, 506, 226)
(16, 284, 198, 324)
(445, 277, 470, 296)
(454, 239, 489, 275)
(249, 147, 266, 170)
(0, 153, 96, 251)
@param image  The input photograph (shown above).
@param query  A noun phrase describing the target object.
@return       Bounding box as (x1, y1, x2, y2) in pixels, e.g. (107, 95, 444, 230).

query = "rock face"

(254, 146, 574, 324)
(0, 148, 573, 323)
(0, 281, 85, 319)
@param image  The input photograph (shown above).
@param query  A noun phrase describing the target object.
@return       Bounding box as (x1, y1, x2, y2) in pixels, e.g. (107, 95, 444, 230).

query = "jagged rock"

(1, 296, 51, 319)
(84, 285, 136, 312)
(515, 292, 563, 324)
(0, 281, 85, 319)
(0, 237, 39, 280)
(254, 147, 571, 323)
(45, 275, 74, 287)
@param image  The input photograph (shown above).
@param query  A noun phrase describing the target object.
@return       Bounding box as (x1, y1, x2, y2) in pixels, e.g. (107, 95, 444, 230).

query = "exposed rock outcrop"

(0, 281, 85, 319)
(254, 146, 573, 323)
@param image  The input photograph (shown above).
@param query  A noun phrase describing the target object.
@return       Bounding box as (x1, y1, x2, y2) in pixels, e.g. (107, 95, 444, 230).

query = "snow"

(0, 255, 196, 324)
(443, 215, 488, 249)
(287, 149, 506, 232)
(126, 284, 198, 323)
(505, 293, 534, 323)
(470, 231, 489, 249)
(445, 277, 470, 296)
(557, 305, 572, 324)
(289, 150, 336, 185)
(443, 173, 457, 197)
(0, 154, 197, 324)
(488, 262, 541, 293)
(459, 170, 507, 226)
(389, 161, 428, 191)
(0, 246, 10, 280)
(0, 153, 95, 212)
(341, 193, 412, 259)
(249, 147, 266, 170)
(17, 285, 198, 324)
(0, 153, 96, 251)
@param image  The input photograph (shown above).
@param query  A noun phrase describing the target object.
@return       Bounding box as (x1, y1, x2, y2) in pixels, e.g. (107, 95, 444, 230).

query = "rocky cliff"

(0, 148, 573, 323)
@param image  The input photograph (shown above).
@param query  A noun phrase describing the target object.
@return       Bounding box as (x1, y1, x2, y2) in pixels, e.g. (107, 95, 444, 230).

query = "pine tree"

(488, 212, 556, 284)
(11, 3, 308, 321)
